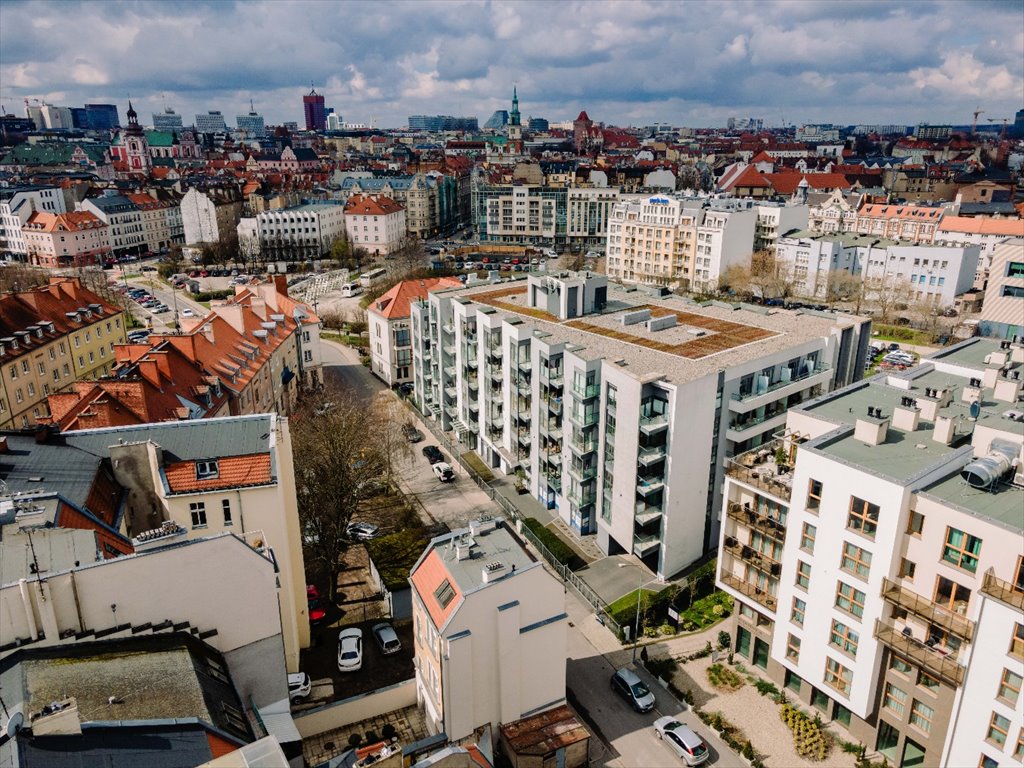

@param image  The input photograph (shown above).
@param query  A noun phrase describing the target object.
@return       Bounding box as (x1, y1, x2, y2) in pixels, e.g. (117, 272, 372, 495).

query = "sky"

(1, 0, 1022, 130)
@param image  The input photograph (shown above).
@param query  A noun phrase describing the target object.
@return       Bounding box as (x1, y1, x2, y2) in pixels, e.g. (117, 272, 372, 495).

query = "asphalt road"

(119, 275, 209, 332)
(321, 340, 384, 405)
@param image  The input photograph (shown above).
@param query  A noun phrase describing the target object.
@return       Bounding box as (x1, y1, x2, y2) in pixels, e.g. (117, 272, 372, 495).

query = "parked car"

(422, 445, 444, 464)
(403, 423, 424, 443)
(372, 622, 402, 655)
(337, 628, 363, 672)
(140, 265, 157, 273)
(653, 717, 709, 766)
(610, 667, 656, 713)
(181, 308, 196, 317)
(432, 462, 455, 482)
(346, 522, 381, 541)
(288, 672, 312, 702)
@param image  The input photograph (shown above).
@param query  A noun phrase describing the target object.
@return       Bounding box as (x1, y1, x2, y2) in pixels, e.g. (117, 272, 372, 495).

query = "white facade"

(181, 187, 221, 245)
(979, 238, 1024, 340)
(861, 243, 980, 307)
(0, 187, 67, 259)
(343, 199, 407, 256)
(566, 187, 622, 250)
(484, 185, 557, 241)
(257, 204, 347, 258)
(755, 202, 809, 251)
(411, 273, 871, 577)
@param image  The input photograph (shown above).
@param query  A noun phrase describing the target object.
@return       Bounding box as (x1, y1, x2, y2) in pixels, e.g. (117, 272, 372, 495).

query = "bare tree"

(825, 270, 864, 310)
(864, 275, 914, 323)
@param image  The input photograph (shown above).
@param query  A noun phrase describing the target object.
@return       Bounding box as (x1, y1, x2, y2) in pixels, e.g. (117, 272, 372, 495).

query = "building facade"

(979, 238, 1024, 341)
(410, 272, 871, 577)
(344, 194, 406, 256)
(409, 519, 567, 741)
(255, 203, 347, 262)
(22, 210, 111, 268)
(303, 88, 326, 132)
(855, 203, 943, 245)
(181, 187, 244, 246)
(79, 194, 146, 257)
(717, 337, 1024, 768)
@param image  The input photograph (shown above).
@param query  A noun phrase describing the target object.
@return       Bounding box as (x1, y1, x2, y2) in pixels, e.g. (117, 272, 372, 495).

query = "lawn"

(607, 587, 665, 618)
(460, 451, 495, 482)
(365, 529, 432, 591)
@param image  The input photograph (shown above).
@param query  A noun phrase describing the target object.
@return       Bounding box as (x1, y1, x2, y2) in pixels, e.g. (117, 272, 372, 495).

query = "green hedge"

(522, 518, 575, 565)
(191, 289, 234, 302)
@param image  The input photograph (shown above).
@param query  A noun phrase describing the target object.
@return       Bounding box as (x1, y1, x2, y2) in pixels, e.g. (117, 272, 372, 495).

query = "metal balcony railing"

(730, 362, 831, 403)
(718, 570, 778, 612)
(722, 537, 782, 574)
(873, 620, 965, 688)
(980, 569, 1024, 612)
(725, 502, 787, 542)
(881, 578, 975, 641)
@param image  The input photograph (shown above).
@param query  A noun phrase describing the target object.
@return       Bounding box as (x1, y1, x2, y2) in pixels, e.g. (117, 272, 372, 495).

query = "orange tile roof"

(724, 164, 771, 189)
(766, 172, 851, 195)
(23, 210, 106, 233)
(410, 549, 462, 630)
(369, 277, 462, 320)
(344, 193, 404, 216)
(937, 216, 1024, 236)
(164, 453, 273, 493)
(859, 203, 943, 220)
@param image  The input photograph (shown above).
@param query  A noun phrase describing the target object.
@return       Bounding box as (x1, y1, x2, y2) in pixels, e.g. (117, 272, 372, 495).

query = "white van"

(341, 282, 363, 298)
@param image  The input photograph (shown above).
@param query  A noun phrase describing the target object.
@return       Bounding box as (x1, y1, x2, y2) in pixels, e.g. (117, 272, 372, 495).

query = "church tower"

(123, 101, 151, 174)
(507, 85, 523, 152)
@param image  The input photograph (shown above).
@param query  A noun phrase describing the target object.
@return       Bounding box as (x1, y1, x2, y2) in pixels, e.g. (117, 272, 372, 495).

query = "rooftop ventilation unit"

(960, 440, 1019, 491)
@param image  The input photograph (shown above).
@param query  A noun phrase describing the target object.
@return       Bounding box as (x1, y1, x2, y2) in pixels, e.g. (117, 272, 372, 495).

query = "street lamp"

(620, 563, 662, 663)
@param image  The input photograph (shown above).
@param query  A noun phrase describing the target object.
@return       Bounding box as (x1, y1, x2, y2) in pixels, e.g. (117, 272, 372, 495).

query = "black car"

(422, 445, 444, 464)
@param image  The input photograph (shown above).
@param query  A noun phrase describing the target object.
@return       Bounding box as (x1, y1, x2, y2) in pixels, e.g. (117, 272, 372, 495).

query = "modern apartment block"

(410, 272, 871, 577)
(717, 336, 1024, 768)
(978, 238, 1024, 341)
(409, 518, 567, 741)
(605, 195, 757, 292)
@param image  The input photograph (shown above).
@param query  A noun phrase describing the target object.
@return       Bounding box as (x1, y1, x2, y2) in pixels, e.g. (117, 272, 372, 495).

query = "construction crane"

(987, 117, 1009, 140)
(972, 107, 984, 136)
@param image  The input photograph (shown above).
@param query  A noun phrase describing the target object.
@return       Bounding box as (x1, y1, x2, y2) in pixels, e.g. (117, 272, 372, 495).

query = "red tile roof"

(410, 549, 462, 630)
(937, 216, 1024, 236)
(164, 453, 273, 493)
(859, 203, 943, 221)
(369, 277, 462, 320)
(344, 193, 404, 216)
(23, 210, 106, 233)
(765, 172, 851, 195)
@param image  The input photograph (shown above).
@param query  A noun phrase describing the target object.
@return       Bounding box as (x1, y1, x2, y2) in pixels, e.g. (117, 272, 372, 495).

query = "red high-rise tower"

(303, 85, 326, 131)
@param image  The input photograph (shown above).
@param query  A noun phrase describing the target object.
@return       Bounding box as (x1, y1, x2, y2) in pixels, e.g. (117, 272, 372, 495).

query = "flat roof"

(920, 472, 1024, 532)
(434, 521, 537, 595)
(928, 337, 1012, 371)
(441, 278, 866, 386)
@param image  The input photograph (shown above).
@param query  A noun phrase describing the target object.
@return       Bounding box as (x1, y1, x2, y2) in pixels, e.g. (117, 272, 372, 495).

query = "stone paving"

(302, 704, 427, 767)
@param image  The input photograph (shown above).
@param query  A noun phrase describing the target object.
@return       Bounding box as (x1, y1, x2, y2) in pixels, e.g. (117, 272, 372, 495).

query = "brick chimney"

(274, 274, 289, 298)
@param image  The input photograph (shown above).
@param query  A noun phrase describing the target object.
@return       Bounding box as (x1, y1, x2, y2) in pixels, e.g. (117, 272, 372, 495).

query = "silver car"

(610, 667, 656, 713)
(654, 717, 709, 765)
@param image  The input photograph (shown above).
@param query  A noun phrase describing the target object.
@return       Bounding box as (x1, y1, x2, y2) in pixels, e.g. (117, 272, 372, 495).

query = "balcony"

(569, 409, 599, 428)
(568, 462, 598, 481)
(633, 532, 661, 557)
(572, 382, 600, 399)
(517, 359, 532, 372)
(980, 569, 1024, 611)
(541, 370, 564, 386)
(718, 570, 778, 612)
(516, 379, 532, 395)
(639, 413, 669, 434)
(634, 503, 663, 526)
(874, 620, 965, 688)
(725, 455, 794, 502)
(727, 408, 787, 435)
(723, 536, 782, 574)
(570, 434, 598, 455)
(881, 578, 975, 641)
(636, 477, 664, 495)
(729, 362, 832, 411)
(638, 444, 667, 466)
(567, 487, 597, 507)
(725, 502, 786, 542)
(547, 398, 563, 415)
(487, 343, 503, 358)
(442, 343, 456, 357)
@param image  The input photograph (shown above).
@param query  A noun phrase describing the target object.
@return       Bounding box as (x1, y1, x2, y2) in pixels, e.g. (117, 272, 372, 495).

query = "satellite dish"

(969, 401, 981, 420)
(6, 711, 25, 737)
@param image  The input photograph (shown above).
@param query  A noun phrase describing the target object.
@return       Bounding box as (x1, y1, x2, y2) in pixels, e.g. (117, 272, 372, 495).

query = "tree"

(825, 270, 864, 310)
(292, 391, 395, 601)
(864, 275, 913, 323)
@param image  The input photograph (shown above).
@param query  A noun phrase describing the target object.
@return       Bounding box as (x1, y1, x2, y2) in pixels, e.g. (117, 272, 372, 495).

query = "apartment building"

(22, 210, 111, 268)
(566, 187, 622, 251)
(410, 272, 870, 577)
(344, 194, 406, 256)
(0, 185, 68, 260)
(181, 187, 244, 246)
(255, 203, 347, 262)
(717, 336, 1024, 768)
(409, 518, 567, 741)
(979, 238, 1024, 341)
(126, 193, 176, 253)
(337, 174, 459, 239)
(481, 184, 560, 245)
(807, 189, 862, 235)
(754, 202, 809, 252)
(79, 194, 146, 257)
(606, 196, 756, 292)
(0, 278, 126, 429)
(935, 216, 1024, 288)
(855, 203, 943, 245)
(368, 277, 462, 386)
(774, 232, 865, 300)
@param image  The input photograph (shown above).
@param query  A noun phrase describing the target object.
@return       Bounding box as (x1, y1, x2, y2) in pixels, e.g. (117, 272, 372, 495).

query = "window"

(792, 597, 806, 626)
(786, 633, 801, 661)
(900, 558, 917, 580)
(196, 460, 219, 479)
(800, 523, 817, 552)
(1015, 729, 1024, 761)
(796, 561, 811, 590)
(848, 496, 879, 538)
(811, 688, 830, 712)
(835, 582, 866, 618)
(935, 575, 971, 614)
(883, 682, 907, 715)
(943, 527, 982, 572)
(785, 669, 802, 693)
(979, 755, 999, 768)
(998, 668, 1022, 705)
(904, 510, 924, 536)
(986, 712, 1009, 746)
(434, 578, 456, 609)
(1013, 623, 1024, 659)
(824, 657, 852, 695)
(807, 479, 823, 512)
(841, 542, 872, 579)
(918, 670, 940, 693)
(189, 502, 207, 528)
(20, 360, 28, 374)
(830, 620, 860, 657)
(222, 499, 233, 526)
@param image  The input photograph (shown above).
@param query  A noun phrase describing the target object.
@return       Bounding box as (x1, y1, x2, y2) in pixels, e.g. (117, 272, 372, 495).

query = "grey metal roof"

(64, 414, 275, 463)
(0, 435, 107, 510)
(16, 725, 216, 768)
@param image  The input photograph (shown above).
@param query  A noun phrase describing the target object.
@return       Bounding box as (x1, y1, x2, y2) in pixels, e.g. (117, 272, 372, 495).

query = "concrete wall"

(293, 679, 417, 739)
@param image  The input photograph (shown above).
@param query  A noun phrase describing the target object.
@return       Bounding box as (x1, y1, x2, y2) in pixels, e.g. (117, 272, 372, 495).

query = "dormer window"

(196, 460, 219, 480)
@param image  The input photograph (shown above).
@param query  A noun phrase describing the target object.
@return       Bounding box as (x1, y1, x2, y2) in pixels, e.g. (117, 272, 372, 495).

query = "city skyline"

(1, 0, 1022, 130)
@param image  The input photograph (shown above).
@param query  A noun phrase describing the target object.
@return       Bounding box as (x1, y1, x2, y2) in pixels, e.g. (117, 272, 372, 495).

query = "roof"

(22, 210, 106, 233)
(575, 111, 590, 122)
(766, 172, 852, 195)
(937, 216, 1024, 236)
(500, 704, 590, 755)
(0, 434, 111, 512)
(859, 203, 943, 221)
(164, 453, 273, 494)
(369, 278, 462, 320)
(0, 527, 101, 587)
(344, 193, 404, 216)
(16, 723, 220, 768)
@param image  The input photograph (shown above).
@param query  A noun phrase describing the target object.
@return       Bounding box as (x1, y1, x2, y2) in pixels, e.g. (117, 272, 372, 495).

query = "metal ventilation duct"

(960, 439, 1020, 490)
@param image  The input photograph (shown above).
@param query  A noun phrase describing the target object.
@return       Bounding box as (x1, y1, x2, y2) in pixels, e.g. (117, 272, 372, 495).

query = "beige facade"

(979, 238, 1024, 340)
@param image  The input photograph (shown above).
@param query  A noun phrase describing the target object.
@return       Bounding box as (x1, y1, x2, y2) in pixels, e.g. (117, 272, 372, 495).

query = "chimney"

(892, 405, 920, 432)
(854, 411, 889, 446)
(993, 376, 1022, 404)
(933, 415, 956, 445)
(273, 274, 289, 298)
(982, 366, 1000, 390)
(961, 384, 982, 404)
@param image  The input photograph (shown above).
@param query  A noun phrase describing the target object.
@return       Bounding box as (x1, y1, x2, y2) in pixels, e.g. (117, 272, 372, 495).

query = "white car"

(654, 717, 709, 765)
(288, 672, 311, 702)
(337, 627, 363, 672)
(181, 308, 196, 317)
(432, 462, 455, 482)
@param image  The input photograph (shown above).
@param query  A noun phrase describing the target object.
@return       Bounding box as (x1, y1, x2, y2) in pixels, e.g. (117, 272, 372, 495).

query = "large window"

(840, 542, 872, 580)
(911, 700, 934, 734)
(934, 575, 971, 614)
(848, 496, 879, 538)
(800, 523, 817, 553)
(997, 668, 1022, 705)
(189, 501, 207, 528)
(806, 479, 823, 512)
(883, 682, 907, 716)
(835, 582, 866, 618)
(942, 527, 982, 573)
(986, 712, 1009, 747)
(1007, 261, 1024, 278)
(824, 657, 852, 695)
(829, 620, 860, 657)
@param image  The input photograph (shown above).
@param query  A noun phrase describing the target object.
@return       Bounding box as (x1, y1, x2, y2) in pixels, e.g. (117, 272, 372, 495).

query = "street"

(320, 340, 384, 405)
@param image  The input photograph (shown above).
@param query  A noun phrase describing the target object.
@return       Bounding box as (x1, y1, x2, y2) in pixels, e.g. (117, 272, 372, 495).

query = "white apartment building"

(0, 186, 68, 260)
(484, 185, 558, 243)
(343, 194, 406, 256)
(409, 518, 567, 741)
(181, 188, 243, 246)
(79, 194, 146, 257)
(774, 232, 863, 299)
(717, 336, 1024, 768)
(754, 202, 809, 252)
(605, 196, 756, 292)
(410, 272, 871, 577)
(566, 187, 622, 251)
(935, 216, 1024, 288)
(979, 238, 1024, 341)
(257, 202, 347, 261)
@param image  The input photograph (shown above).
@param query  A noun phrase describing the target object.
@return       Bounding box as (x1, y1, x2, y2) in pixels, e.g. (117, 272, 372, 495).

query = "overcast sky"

(2, 0, 1022, 130)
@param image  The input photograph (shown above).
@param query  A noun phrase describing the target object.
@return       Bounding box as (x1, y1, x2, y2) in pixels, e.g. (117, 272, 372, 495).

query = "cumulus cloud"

(0, 0, 1020, 128)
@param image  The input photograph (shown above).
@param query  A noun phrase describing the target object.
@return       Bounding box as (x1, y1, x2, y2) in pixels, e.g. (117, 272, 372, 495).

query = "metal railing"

(981, 569, 1024, 612)
(725, 502, 787, 542)
(719, 570, 778, 612)
(730, 362, 831, 403)
(881, 578, 975, 641)
(874, 620, 965, 687)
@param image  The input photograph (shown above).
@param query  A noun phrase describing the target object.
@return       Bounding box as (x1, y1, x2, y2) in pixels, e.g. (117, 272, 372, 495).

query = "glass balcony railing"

(731, 362, 831, 403)
(569, 409, 599, 427)
(638, 444, 666, 465)
(636, 477, 664, 495)
(571, 434, 598, 454)
(639, 412, 669, 431)
(882, 578, 975, 641)
(873, 620, 965, 687)
(573, 382, 600, 399)
(981, 569, 1024, 611)
(633, 532, 661, 557)
(568, 463, 598, 481)
(718, 570, 778, 612)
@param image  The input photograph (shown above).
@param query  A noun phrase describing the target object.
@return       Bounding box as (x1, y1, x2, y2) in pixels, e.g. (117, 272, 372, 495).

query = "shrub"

(742, 741, 755, 760)
(348, 733, 363, 748)
(706, 663, 745, 691)
(779, 703, 831, 761)
(522, 518, 576, 566)
(643, 657, 678, 680)
(711, 712, 724, 730)
(717, 630, 731, 649)
(191, 289, 234, 302)
(754, 679, 780, 698)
